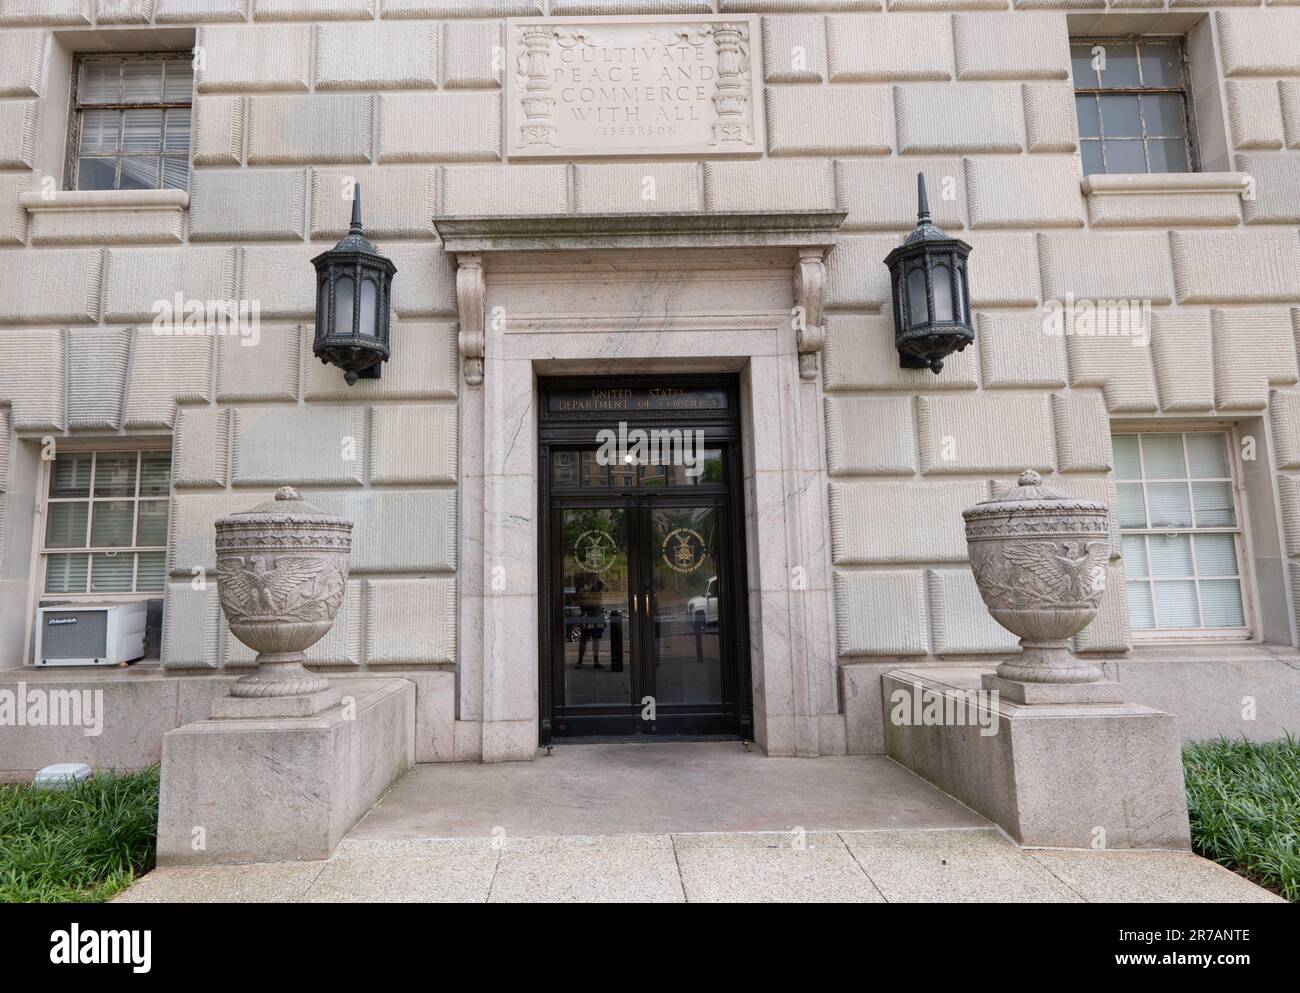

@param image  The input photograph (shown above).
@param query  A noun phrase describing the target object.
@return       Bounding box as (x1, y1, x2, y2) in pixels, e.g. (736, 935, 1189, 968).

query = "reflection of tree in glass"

(562, 509, 628, 586)
(700, 455, 723, 485)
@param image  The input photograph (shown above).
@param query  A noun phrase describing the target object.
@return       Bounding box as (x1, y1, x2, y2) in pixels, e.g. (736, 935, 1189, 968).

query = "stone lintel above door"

(435, 211, 845, 254)
(435, 210, 846, 385)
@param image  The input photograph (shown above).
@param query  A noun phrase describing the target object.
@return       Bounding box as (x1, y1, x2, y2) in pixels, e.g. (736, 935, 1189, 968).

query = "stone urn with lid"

(214, 486, 353, 704)
(962, 470, 1110, 685)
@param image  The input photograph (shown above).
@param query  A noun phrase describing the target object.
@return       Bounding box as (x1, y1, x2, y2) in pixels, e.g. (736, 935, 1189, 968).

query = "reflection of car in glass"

(687, 576, 719, 630)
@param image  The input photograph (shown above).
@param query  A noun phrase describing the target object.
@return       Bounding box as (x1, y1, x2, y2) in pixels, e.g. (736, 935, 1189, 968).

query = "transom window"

(1072, 38, 1195, 176)
(67, 53, 192, 192)
(551, 448, 724, 489)
(1114, 431, 1249, 638)
(42, 451, 172, 595)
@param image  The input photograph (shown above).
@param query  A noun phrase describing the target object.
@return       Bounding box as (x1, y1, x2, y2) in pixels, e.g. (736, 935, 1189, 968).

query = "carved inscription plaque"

(505, 15, 763, 158)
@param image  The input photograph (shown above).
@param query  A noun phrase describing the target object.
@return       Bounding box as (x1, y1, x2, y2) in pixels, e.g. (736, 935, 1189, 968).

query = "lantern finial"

(916, 173, 930, 226)
(350, 183, 362, 232)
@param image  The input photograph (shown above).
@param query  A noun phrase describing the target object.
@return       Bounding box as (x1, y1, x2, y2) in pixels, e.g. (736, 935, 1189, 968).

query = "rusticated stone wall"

(0, 0, 1297, 759)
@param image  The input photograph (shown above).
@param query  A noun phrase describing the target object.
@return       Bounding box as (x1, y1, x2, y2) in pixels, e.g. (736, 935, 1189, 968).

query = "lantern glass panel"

(932, 263, 954, 322)
(906, 268, 929, 327)
(316, 279, 328, 333)
(359, 277, 377, 338)
(332, 275, 354, 335)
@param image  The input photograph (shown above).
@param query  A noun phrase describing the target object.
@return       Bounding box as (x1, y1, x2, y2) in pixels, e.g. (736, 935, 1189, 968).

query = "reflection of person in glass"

(573, 573, 608, 670)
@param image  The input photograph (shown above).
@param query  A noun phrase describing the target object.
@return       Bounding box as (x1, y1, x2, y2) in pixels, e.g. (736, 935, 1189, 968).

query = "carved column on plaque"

(710, 23, 751, 145)
(456, 254, 485, 386)
(794, 249, 827, 381)
(517, 25, 558, 148)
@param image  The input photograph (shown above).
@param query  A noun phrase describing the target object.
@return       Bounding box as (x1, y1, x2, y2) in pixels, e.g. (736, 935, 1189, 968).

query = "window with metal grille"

(1113, 430, 1250, 638)
(67, 53, 192, 192)
(1072, 38, 1197, 176)
(42, 450, 172, 595)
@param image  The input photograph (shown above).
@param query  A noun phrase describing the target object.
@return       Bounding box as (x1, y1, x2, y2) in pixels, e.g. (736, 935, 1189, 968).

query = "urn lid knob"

(963, 467, 1108, 519)
(218, 484, 352, 530)
(995, 467, 1068, 503)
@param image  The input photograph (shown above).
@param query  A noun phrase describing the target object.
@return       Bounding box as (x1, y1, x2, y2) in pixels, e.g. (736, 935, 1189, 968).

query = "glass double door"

(550, 493, 741, 738)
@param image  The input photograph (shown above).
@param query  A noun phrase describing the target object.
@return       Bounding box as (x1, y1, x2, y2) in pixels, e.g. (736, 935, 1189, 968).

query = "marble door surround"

(437, 211, 847, 761)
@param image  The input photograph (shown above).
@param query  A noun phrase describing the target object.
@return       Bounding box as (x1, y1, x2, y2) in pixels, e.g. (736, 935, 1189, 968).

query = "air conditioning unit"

(35, 603, 148, 667)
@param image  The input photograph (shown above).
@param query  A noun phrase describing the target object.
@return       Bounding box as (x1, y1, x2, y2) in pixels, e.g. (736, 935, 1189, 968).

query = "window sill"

(1079, 172, 1247, 227)
(19, 188, 188, 246)
(1088, 641, 1298, 665)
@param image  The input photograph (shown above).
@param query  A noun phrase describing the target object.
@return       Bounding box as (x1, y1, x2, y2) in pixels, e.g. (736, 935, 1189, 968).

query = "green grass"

(1183, 737, 1300, 902)
(0, 767, 159, 903)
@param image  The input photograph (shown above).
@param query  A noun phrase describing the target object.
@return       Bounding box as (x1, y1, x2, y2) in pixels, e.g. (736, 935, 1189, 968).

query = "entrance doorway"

(539, 376, 753, 743)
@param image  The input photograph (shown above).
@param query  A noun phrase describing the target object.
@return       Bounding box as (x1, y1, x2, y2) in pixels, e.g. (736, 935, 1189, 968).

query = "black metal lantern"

(311, 184, 396, 385)
(883, 174, 974, 374)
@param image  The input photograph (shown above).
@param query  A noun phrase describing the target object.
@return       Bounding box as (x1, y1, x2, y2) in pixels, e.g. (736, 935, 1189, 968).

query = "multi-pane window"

(68, 54, 192, 192)
(550, 449, 724, 488)
(42, 451, 172, 595)
(1072, 38, 1195, 176)
(1114, 431, 1249, 636)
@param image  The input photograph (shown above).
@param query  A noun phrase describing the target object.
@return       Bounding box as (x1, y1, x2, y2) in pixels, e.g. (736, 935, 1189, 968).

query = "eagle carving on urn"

(1002, 540, 1109, 604)
(216, 554, 343, 620)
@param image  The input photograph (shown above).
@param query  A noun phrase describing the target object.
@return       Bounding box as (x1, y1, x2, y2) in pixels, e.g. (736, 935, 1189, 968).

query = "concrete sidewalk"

(115, 744, 1282, 903)
(115, 828, 1279, 903)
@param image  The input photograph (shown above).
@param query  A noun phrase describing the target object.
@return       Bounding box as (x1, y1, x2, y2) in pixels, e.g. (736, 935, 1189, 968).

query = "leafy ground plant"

(1183, 737, 1299, 902)
(0, 767, 159, 903)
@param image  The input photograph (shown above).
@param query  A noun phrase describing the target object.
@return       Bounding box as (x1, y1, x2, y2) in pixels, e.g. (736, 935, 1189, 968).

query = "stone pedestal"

(157, 678, 414, 865)
(884, 668, 1191, 849)
(209, 686, 342, 720)
(981, 673, 1124, 705)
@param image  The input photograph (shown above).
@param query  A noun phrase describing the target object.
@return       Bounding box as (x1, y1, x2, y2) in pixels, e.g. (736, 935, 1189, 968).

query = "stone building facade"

(0, 0, 1298, 770)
